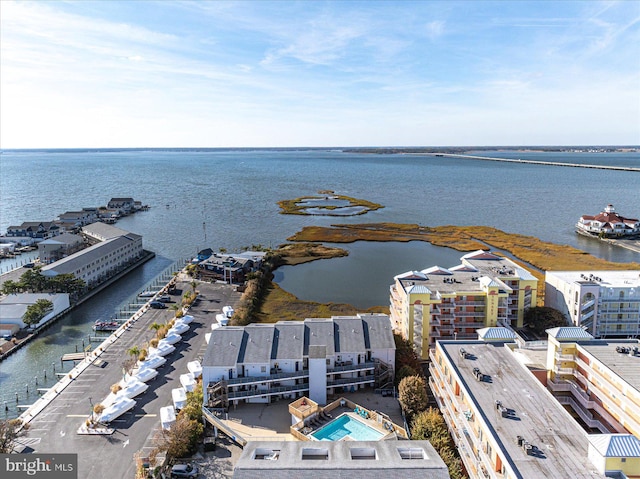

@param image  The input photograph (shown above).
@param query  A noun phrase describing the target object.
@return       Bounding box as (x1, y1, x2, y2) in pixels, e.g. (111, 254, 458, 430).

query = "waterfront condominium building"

(41, 227, 143, 288)
(546, 326, 640, 439)
(202, 314, 395, 409)
(389, 250, 537, 359)
(429, 329, 640, 479)
(545, 271, 640, 338)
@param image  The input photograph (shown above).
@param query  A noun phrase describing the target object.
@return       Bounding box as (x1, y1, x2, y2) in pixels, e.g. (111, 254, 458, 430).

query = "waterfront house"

(197, 251, 266, 283)
(57, 210, 97, 228)
(107, 197, 136, 214)
(576, 204, 640, 237)
(6, 221, 60, 239)
(202, 314, 395, 408)
(390, 250, 538, 359)
(545, 270, 640, 338)
(38, 233, 85, 264)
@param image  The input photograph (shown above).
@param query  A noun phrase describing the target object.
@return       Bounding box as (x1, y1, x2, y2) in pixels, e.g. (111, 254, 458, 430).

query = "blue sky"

(1, 0, 639, 148)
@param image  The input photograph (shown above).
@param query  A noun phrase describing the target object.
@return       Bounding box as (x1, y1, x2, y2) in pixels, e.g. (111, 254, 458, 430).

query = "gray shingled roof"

(334, 317, 366, 353)
(243, 325, 275, 364)
(361, 314, 395, 350)
(202, 327, 246, 367)
(273, 322, 305, 360)
(305, 320, 336, 356)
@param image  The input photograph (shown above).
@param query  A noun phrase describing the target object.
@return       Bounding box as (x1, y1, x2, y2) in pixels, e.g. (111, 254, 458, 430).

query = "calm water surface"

(1, 149, 639, 416)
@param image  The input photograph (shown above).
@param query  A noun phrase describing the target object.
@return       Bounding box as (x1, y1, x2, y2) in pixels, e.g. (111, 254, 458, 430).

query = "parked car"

(149, 301, 167, 309)
(171, 463, 198, 478)
(157, 294, 172, 303)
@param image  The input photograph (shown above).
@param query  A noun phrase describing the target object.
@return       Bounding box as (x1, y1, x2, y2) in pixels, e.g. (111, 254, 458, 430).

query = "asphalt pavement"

(15, 278, 241, 479)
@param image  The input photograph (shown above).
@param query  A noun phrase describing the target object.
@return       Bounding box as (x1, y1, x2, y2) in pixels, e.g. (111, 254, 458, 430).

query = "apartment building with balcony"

(41, 229, 143, 288)
(545, 271, 640, 338)
(202, 314, 395, 409)
(546, 327, 640, 440)
(390, 250, 537, 359)
(429, 332, 640, 479)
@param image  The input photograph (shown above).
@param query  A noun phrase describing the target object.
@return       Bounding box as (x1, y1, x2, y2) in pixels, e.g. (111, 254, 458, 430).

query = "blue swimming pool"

(311, 413, 385, 441)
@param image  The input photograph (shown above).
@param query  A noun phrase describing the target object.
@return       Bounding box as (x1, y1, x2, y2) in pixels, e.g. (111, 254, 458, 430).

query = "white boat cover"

(149, 341, 175, 357)
(139, 355, 166, 370)
(222, 306, 234, 317)
(172, 387, 187, 410)
(216, 314, 229, 326)
(187, 360, 202, 378)
(135, 367, 159, 383)
(162, 332, 182, 345)
(179, 315, 194, 324)
(180, 373, 196, 392)
(160, 405, 176, 430)
(98, 397, 135, 423)
(168, 323, 189, 335)
(205, 332, 211, 344)
(117, 379, 148, 400)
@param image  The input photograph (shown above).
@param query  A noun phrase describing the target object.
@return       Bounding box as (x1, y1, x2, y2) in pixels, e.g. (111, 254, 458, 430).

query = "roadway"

(16, 278, 241, 479)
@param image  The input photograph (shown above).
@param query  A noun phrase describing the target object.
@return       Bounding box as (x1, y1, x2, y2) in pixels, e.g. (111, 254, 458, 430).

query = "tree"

(157, 415, 203, 459)
(394, 333, 423, 377)
(22, 299, 53, 327)
(524, 306, 568, 336)
(20, 266, 47, 292)
(180, 383, 203, 422)
(395, 364, 419, 386)
(127, 346, 140, 360)
(398, 375, 429, 419)
(1, 280, 22, 295)
(0, 419, 29, 453)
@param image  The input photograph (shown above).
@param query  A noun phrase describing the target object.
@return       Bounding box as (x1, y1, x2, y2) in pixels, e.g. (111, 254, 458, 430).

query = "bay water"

(1, 149, 639, 416)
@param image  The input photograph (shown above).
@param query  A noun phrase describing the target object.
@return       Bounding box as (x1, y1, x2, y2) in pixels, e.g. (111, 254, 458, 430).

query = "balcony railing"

(328, 361, 375, 374)
(228, 382, 309, 400)
(227, 370, 308, 386)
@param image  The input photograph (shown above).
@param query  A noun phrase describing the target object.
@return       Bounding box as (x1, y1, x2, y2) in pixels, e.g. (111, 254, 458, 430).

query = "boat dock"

(429, 153, 640, 172)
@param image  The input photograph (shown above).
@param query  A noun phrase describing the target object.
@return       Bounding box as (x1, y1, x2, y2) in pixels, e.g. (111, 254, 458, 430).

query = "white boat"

(160, 405, 176, 430)
(149, 341, 175, 357)
(222, 306, 234, 318)
(162, 332, 182, 345)
(135, 367, 159, 383)
(172, 387, 187, 411)
(187, 360, 202, 378)
(179, 315, 194, 324)
(216, 314, 229, 326)
(210, 322, 220, 331)
(205, 332, 211, 344)
(180, 373, 196, 392)
(98, 397, 135, 423)
(168, 323, 189, 335)
(117, 379, 148, 400)
(138, 355, 166, 370)
(138, 290, 160, 298)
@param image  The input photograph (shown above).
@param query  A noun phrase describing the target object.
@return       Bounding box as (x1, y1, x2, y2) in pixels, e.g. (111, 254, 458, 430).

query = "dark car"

(149, 301, 167, 309)
(170, 463, 198, 478)
(157, 294, 172, 303)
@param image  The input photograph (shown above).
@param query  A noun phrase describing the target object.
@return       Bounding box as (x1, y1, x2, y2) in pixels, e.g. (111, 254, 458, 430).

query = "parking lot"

(15, 277, 241, 479)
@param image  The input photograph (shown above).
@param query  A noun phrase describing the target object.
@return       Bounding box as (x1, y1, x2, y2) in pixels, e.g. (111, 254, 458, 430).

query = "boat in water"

(93, 320, 122, 332)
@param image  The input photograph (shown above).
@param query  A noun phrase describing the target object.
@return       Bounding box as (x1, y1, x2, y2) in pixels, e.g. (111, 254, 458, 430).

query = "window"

(397, 447, 426, 460)
(261, 366, 266, 373)
(350, 447, 377, 460)
(302, 448, 328, 460)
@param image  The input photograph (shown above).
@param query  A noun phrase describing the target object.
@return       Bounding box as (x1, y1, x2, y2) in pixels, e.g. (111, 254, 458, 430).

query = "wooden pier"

(61, 352, 88, 362)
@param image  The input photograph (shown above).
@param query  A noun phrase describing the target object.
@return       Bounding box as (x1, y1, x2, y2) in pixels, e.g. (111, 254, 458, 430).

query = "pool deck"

(221, 389, 405, 443)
